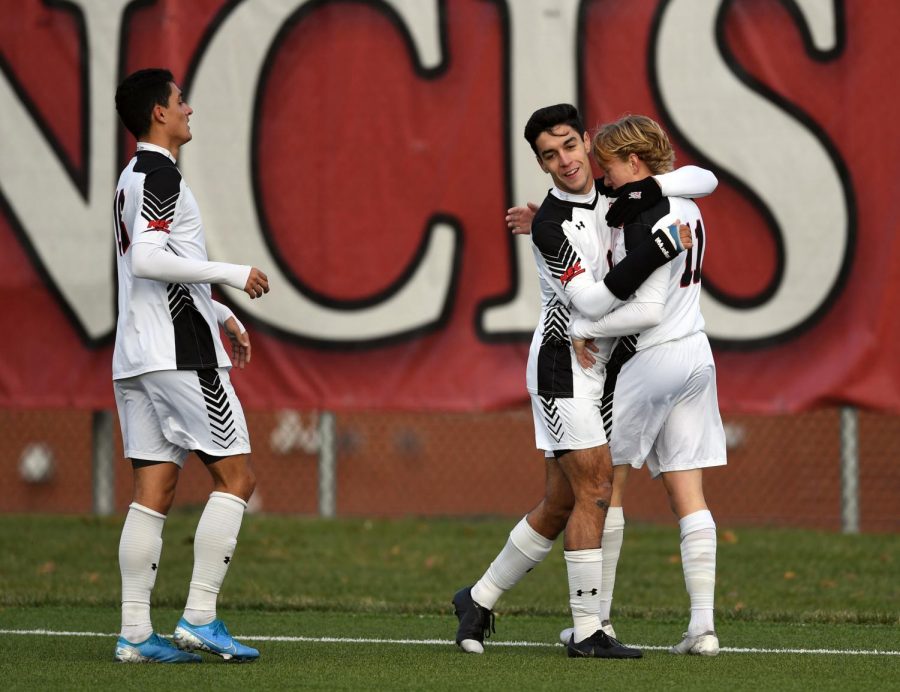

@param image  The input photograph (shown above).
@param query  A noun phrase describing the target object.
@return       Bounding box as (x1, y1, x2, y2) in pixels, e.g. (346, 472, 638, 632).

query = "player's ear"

(628, 153, 641, 173)
(536, 155, 549, 174)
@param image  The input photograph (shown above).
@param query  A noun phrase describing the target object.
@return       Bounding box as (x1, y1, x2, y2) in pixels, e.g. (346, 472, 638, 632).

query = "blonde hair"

(592, 114, 675, 174)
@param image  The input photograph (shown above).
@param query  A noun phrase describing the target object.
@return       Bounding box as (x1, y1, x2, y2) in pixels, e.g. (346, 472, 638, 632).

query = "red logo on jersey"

(147, 219, 171, 232)
(560, 261, 585, 286)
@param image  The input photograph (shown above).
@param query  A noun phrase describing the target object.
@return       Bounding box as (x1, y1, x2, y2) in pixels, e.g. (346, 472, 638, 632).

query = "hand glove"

(604, 176, 662, 227)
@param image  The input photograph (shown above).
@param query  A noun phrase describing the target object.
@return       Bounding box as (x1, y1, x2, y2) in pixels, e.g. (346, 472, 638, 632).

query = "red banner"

(1, 0, 898, 413)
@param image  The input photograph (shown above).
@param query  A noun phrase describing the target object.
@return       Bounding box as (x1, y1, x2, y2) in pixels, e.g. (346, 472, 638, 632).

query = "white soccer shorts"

(531, 393, 608, 458)
(609, 331, 726, 478)
(114, 367, 251, 465)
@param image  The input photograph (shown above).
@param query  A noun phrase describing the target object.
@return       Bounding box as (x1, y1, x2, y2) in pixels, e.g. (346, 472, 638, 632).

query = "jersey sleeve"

(531, 219, 598, 305)
(132, 243, 251, 289)
(571, 270, 667, 339)
(213, 300, 246, 332)
(130, 165, 182, 248)
(655, 165, 717, 199)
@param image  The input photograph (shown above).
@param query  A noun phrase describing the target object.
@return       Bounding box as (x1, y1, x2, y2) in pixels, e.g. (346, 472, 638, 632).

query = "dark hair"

(523, 103, 585, 155)
(115, 68, 174, 138)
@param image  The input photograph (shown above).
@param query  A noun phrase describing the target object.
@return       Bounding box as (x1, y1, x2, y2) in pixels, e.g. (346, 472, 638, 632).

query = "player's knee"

(572, 478, 612, 506)
(244, 468, 257, 498)
(230, 467, 256, 501)
(544, 499, 573, 527)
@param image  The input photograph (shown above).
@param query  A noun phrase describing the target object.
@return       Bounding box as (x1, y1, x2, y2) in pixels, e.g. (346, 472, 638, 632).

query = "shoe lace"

(481, 609, 496, 641)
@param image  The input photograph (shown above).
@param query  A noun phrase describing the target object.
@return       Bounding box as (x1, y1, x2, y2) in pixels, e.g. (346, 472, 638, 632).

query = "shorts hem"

(192, 444, 252, 459)
(541, 438, 607, 456)
(650, 458, 727, 479)
(123, 449, 181, 463)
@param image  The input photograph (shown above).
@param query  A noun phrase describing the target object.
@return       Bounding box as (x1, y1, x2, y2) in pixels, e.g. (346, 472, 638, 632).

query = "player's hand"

(676, 220, 693, 250)
(507, 202, 539, 235)
(605, 176, 662, 227)
(573, 338, 598, 369)
(224, 316, 251, 369)
(244, 267, 269, 299)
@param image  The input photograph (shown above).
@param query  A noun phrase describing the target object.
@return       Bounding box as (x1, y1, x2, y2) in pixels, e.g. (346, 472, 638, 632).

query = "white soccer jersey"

(573, 195, 707, 351)
(112, 142, 231, 379)
(616, 196, 706, 350)
(526, 186, 614, 400)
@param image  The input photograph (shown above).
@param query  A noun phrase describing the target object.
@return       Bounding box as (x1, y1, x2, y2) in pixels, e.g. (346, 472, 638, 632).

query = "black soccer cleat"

(566, 629, 643, 659)
(452, 586, 495, 654)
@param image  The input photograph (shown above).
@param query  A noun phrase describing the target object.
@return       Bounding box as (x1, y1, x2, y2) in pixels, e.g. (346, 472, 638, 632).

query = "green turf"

(0, 514, 898, 690)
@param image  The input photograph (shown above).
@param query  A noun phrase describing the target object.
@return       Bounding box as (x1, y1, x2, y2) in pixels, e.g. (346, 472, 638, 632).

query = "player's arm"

(571, 273, 666, 339)
(571, 218, 689, 340)
(655, 165, 718, 199)
(508, 166, 715, 234)
(131, 166, 268, 299)
(132, 243, 271, 300)
(569, 222, 688, 320)
(605, 166, 717, 227)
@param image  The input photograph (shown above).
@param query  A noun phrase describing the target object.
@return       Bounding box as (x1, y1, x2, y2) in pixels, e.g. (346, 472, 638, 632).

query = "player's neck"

(552, 182, 595, 203)
(139, 133, 182, 161)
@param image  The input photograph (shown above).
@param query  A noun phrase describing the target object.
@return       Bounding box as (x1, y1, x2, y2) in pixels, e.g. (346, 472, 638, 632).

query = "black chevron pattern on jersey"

(167, 283, 194, 320)
(541, 299, 570, 344)
(537, 298, 574, 396)
(539, 235, 580, 281)
(601, 334, 639, 441)
(540, 396, 564, 442)
(197, 369, 236, 449)
(134, 153, 181, 231)
(166, 280, 218, 369)
(141, 188, 178, 223)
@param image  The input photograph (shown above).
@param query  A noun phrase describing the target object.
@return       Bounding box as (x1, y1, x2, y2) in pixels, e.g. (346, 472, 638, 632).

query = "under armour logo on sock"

(151, 563, 157, 571)
(576, 588, 598, 597)
(576, 221, 585, 229)
(224, 556, 231, 564)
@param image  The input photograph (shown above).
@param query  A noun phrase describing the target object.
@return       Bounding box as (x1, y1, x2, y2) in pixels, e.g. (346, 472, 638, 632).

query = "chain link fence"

(1, 407, 897, 532)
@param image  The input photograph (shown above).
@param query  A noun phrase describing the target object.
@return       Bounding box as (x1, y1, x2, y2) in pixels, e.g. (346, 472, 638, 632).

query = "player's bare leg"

(455, 459, 572, 653)
(557, 461, 630, 645)
(663, 469, 719, 656)
(557, 446, 640, 658)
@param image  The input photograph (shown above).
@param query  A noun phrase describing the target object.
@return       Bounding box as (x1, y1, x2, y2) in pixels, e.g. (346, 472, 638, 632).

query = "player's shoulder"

(667, 195, 700, 218)
(533, 190, 593, 229)
(134, 151, 182, 197)
(633, 197, 672, 227)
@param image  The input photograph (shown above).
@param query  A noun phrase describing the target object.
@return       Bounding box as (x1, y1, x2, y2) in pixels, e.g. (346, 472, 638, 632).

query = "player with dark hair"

(452, 104, 717, 658)
(111, 68, 269, 664)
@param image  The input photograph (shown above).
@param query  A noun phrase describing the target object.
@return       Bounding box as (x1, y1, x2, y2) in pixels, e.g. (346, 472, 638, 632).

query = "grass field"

(1, 514, 898, 690)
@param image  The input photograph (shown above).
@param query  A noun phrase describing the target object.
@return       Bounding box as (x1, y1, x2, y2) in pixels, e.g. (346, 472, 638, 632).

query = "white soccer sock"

(679, 509, 717, 636)
(565, 548, 603, 643)
(119, 502, 166, 643)
(470, 516, 554, 610)
(182, 492, 247, 626)
(599, 507, 625, 623)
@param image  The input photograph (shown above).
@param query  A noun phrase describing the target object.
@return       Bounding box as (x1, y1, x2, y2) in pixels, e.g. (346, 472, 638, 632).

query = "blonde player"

(567, 114, 727, 656)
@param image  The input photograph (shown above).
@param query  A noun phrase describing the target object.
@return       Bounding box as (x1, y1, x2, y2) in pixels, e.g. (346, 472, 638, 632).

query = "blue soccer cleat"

(115, 632, 202, 663)
(173, 617, 259, 662)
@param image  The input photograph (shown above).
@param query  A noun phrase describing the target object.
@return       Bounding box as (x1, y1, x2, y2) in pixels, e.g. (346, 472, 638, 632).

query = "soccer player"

(452, 104, 717, 658)
(564, 114, 728, 656)
(111, 68, 269, 664)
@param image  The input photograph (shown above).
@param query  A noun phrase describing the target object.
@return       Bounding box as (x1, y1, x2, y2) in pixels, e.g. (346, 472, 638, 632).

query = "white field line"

(1, 629, 898, 656)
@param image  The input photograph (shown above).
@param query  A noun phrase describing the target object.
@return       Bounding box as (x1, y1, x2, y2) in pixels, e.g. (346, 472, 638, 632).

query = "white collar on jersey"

(550, 184, 596, 204)
(136, 141, 177, 164)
